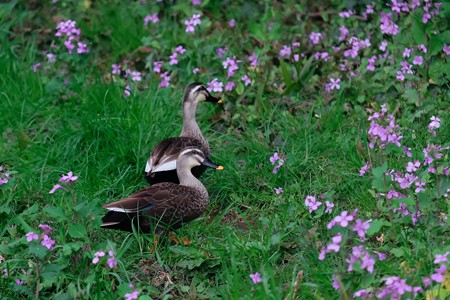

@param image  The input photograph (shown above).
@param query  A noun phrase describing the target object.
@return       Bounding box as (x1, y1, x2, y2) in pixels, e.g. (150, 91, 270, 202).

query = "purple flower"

(77, 42, 89, 54)
(169, 52, 178, 65)
(192, 0, 201, 5)
(125, 290, 139, 300)
(144, 13, 159, 27)
(359, 162, 371, 176)
(433, 252, 449, 264)
(374, 251, 387, 260)
(406, 160, 421, 172)
(223, 56, 240, 77)
(332, 275, 339, 290)
(325, 201, 334, 214)
(249, 272, 262, 284)
(338, 25, 349, 41)
(185, 20, 195, 33)
(379, 41, 388, 51)
(192, 68, 200, 74)
(107, 256, 117, 269)
(184, 14, 201, 33)
(444, 45, 450, 55)
(339, 10, 353, 18)
(124, 85, 131, 97)
(41, 235, 55, 250)
(112, 64, 121, 75)
(26, 232, 39, 242)
(15, 279, 24, 285)
(207, 78, 224, 93)
(309, 32, 323, 45)
(428, 116, 440, 137)
(225, 81, 235, 91)
(49, 184, 62, 194)
(228, 19, 235, 28)
(274, 187, 283, 195)
(412, 55, 423, 65)
(46, 53, 56, 63)
(216, 47, 227, 59)
(400, 61, 413, 74)
(175, 45, 186, 54)
(352, 219, 371, 239)
(270, 152, 279, 165)
(328, 78, 340, 91)
(92, 251, 106, 264)
(326, 234, 342, 252)
(159, 72, 171, 88)
(153, 61, 163, 74)
(305, 195, 322, 213)
(379, 13, 399, 35)
(418, 44, 427, 53)
(242, 75, 251, 86)
(59, 171, 78, 183)
(431, 264, 446, 283)
(248, 52, 258, 67)
(403, 47, 412, 58)
(396, 71, 405, 81)
(33, 63, 41, 73)
(328, 211, 353, 229)
(346, 246, 375, 274)
(39, 224, 52, 235)
(353, 289, 371, 298)
(130, 71, 142, 82)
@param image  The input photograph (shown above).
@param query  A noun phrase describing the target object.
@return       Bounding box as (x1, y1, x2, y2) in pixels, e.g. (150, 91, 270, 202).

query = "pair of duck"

(101, 83, 223, 233)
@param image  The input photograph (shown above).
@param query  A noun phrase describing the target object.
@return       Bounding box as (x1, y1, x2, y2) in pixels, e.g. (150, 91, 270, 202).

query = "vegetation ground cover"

(1, 0, 450, 299)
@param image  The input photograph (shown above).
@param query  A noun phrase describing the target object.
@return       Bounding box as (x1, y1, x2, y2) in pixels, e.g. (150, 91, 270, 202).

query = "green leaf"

(429, 60, 450, 84)
(41, 264, 64, 281)
(235, 82, 244, 95)
(372, 178, 387, 192)
(429, 36, 444, 56)
(177, 258, 205, 270)
(28, 243, 48, 259)
(44, 206, 70, 222)
(412, 16, 426, 45)
(417, 192, 432, 209)
(280, 61, 293, 87)
(270, 233, 281, 246)
(390, 247, 405, 257)
(366, 219, 384, 236)
(403, 88, 419, 106)
(68, 223, 87, 239)
(372, 162, 387, 179)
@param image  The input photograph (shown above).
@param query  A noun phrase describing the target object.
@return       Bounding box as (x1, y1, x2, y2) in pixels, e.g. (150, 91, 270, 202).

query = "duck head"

(178, 148, 224, 171)
(183, 82, 222, 105)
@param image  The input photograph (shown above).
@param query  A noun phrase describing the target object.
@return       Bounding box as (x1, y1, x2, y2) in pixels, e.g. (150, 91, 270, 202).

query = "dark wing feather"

(102, 182, 204, 226)
(146, 137, 205, 172)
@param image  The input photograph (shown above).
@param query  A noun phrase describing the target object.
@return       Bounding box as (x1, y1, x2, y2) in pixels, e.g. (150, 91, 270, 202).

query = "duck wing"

(145, 137, 205, 174)
(102, 182, 205, 231)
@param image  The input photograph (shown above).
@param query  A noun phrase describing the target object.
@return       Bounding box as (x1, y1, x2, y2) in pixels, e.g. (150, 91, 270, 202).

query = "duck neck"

(180, 102, 203, 141)
(178, 167, 207, 193)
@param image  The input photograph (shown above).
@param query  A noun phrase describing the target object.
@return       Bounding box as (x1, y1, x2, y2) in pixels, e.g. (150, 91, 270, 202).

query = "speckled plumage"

(102, 148, 222, 233)
(144, 83, 221, 185)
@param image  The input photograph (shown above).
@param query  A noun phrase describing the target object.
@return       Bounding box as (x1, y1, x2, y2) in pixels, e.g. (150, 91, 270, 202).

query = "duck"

(102, 148, 223, 233)
(144, 82, 222, 185)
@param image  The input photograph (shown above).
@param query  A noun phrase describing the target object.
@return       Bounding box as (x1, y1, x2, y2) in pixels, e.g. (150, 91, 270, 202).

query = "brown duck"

(144, 82, 222, 184)
(102, 148, 223, 233)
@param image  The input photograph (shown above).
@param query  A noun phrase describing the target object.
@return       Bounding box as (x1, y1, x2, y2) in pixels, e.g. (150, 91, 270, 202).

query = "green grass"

(1, 1, 450, 299)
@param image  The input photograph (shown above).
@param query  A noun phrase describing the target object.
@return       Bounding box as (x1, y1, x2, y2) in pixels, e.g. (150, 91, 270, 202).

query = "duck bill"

(206, 94, 223, 104)
(201, 158, 224, 170)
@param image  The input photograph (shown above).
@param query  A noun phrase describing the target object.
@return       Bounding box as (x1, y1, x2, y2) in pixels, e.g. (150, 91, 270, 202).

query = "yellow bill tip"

(216, 165, 224, 170)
